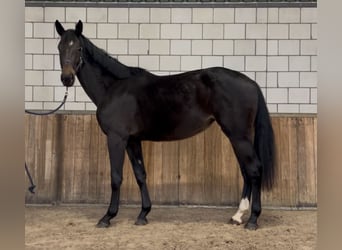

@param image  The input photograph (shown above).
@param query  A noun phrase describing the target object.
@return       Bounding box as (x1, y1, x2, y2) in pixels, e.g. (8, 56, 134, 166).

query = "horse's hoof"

(135, 218, 148, 226)
(228, 218, 241, 225)
(244, 222, 258, 230)
(96, 220, 110, 228)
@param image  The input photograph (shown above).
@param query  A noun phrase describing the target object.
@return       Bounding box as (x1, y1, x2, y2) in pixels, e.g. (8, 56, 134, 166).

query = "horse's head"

(55, 20, 83, 87)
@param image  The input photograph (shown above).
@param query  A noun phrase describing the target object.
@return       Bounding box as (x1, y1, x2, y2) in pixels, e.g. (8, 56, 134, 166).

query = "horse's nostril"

(61, 74, 75, 86)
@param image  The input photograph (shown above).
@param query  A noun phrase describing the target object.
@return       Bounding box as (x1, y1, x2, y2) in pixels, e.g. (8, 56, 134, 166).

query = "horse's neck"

(76, 37, 131, 107)
(76, 63, 107, 107)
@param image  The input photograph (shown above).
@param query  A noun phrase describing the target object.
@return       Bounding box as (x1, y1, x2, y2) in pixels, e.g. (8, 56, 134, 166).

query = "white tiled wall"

(25, 6, 317, 114)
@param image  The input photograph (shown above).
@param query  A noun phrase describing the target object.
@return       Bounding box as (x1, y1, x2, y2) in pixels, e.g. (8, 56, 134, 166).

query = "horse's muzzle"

(61, 73, 75, 87)
(61, 63, 76, 87)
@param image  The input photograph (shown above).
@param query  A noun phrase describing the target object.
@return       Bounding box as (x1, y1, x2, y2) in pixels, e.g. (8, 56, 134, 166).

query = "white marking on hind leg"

(232, 198, 249, 224)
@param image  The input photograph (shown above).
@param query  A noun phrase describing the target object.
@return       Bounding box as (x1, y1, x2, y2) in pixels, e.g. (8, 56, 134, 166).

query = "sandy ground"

(25, 205, 316, 250)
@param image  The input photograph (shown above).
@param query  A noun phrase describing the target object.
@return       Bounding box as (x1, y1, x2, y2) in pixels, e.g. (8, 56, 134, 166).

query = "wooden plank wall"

(25, 114, 317, 207)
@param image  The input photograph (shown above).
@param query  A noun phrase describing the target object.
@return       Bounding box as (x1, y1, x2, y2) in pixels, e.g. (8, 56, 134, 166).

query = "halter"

(75, 47, 84, 72)
(63, 47, 83, 73)
(76, 55, 83, 72)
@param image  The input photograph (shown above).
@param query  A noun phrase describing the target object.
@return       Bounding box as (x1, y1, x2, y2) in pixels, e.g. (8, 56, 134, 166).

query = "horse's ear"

(55, 20, 65, 36)
(75, 20, 83, 36)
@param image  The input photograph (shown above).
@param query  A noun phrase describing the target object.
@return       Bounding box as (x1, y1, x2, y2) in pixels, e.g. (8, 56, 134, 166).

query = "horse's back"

(199, 67, 260, 134)
(130, 70, 214, 140)
(133, 67, 259, 140)
(98, 67, 261, 140)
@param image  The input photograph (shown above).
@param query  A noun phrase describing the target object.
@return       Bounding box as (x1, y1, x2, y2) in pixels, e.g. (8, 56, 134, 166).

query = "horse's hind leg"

(228, 136, 262, 230)
(215, 115, 261, 229)
(229, 172, 252, 225)
(126, 138, 152, 225)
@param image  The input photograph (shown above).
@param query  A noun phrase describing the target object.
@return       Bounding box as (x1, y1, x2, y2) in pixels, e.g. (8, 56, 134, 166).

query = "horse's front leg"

(97, 133, 127, 228)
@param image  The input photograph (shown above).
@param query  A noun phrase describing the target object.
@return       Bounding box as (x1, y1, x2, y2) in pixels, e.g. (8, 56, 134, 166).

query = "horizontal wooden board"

(25, 114, 317, 207)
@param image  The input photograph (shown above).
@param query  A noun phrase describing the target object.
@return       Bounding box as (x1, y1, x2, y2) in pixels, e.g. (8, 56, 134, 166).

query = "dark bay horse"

(55, 20, 275, 230)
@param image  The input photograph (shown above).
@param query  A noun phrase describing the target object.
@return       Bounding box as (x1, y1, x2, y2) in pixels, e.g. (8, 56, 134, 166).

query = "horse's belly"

(143, 115, 215, 141)
(172, 116, 215, 139)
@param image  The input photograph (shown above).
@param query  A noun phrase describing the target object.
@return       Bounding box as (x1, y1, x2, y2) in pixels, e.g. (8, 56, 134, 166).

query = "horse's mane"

(80, 35, 146, 79)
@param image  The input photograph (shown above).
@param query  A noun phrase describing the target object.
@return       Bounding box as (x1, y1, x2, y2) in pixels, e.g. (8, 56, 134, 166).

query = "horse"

(55, 20, 275, 230)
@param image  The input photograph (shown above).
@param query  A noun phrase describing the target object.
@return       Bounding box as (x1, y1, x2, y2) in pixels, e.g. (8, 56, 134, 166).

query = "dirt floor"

(25, 205, 316, 250)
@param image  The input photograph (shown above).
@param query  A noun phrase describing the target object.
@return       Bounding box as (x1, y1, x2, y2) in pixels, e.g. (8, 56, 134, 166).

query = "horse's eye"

(78, 47, 82, 52)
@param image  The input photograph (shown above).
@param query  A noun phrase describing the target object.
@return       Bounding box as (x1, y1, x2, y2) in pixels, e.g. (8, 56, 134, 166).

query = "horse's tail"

(254, 87, 276, 190)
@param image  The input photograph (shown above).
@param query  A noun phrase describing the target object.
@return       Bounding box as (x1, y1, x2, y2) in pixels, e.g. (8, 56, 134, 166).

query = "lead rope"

(25, 87, 69, 116)
(25, 87, 69, 194)
(25, 163, 36, 194)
